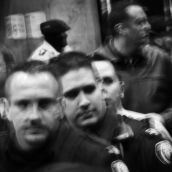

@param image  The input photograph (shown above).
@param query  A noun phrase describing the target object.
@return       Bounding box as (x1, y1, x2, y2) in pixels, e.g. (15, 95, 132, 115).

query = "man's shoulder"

(119, 117, 172, 169)
(142, 44, 170, 62)
(54, 120, 109, 154)
(53, 120, 117, 167)
(93, 44, 118, 62)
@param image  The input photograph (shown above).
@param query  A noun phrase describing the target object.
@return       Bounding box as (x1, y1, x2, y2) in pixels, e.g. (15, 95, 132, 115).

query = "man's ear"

(1, 98, 10, 120)
(101, 87, 108, 100)
(114, 23, 128, 35)
(120, 81, 125, 98)
(61, 98, 66, 111)
(56, 97, 66, 119)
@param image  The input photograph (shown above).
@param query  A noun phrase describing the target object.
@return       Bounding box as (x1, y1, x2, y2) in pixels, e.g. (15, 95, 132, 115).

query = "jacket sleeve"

(159, 54, 172, 135)
(147, 46, 172, 135)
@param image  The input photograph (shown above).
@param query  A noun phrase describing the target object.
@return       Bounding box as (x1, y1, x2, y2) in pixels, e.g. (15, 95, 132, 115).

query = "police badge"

(155, 140, 172, 165)
(111, 160, 129, 172)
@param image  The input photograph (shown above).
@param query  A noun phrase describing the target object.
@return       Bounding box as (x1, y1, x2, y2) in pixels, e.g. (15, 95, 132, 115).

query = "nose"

(102, 87, 109, 100)
(28, 104, 41, 121)
(144, 21, 151, 32)
(78, 92, 90, 109)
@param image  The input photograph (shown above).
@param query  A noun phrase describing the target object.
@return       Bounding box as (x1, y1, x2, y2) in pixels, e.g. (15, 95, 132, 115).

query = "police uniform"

(35, 162, 110, 172)
(85, 109, 172, 172)
(29, 40, 60, 62)
(29, 19, 71, 63)
(0, 119, 124, 172)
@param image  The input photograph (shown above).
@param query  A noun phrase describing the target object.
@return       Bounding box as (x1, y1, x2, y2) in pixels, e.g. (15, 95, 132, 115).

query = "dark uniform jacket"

(34, 162, 109, 172)
(0, 119, 116, 172)
(95, 42, 172, 134)
(85, 109, 172, 172)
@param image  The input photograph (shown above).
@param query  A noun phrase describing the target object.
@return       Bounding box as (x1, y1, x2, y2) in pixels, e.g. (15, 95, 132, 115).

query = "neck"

(51, 42, 63, 52)
(112, 37, 139, 57)
(46, 39, 63, 52)
(115, 101, 124, 114)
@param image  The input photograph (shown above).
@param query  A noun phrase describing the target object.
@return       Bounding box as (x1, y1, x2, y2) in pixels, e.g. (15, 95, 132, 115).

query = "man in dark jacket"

(0, 60, 119, 172)
(51, 51, 172, 172)
(94, 1, 172, 135)
(91, 53, 172, 141)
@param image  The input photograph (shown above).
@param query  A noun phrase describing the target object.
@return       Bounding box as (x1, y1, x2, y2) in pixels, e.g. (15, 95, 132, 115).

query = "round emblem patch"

(111, 160, 129, 172)
(155, 140, 172, 165)
(39, 48, 47, 55)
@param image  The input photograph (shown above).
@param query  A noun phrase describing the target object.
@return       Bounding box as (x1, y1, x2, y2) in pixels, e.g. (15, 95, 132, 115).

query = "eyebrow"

(63, 87, 80, 95)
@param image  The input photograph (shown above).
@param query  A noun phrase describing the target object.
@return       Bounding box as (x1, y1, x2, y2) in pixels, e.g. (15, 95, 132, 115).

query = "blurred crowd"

(0, 1, 172, 172)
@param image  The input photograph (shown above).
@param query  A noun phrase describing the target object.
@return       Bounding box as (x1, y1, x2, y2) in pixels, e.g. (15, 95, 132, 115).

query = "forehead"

(7, 72, 59, 99)
(61, 67, 96, 93)
(126, 5, 147, 20)
(93, 61, 116, 78)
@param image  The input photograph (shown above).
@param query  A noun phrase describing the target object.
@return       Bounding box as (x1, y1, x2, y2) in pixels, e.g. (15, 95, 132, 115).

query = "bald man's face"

(124, 5, 151, 46)
(5, 72, 62, 151)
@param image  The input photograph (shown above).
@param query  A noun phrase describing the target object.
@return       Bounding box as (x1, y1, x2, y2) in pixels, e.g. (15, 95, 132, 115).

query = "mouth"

(25, 127, 46, 134)
(77, 110, 95, 120)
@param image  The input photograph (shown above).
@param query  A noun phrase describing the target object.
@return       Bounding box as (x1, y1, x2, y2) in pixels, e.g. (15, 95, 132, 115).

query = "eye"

(38, 98, 55, 109)
(103, 77, 113, 85)
(83, 85, 96, 94)
(64, 89, 79, 100)
(16, 100, 29, 109)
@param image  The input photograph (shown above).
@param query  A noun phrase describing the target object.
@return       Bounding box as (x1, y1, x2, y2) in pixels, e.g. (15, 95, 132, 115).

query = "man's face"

(124, 5, 151, 46)
(55, 33, 68, 49)
(92, 60, 123, 108)
(6, 72, 62, 151)
(61, 67, 106, 129)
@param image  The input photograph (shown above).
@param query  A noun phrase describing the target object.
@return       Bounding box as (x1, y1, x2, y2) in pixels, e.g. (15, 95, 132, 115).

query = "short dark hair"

(108, 0, 140, 36)
(5, 60, 59, 98)
(49, 51, 93, 77)
(90, 53, 121, 81)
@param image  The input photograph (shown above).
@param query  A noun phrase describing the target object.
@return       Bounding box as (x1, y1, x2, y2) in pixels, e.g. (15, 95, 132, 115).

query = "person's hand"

(146, 113, 172, 142)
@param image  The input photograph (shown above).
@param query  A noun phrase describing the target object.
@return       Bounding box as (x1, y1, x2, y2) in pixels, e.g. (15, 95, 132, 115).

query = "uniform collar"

(43, 40, 59, 55)
(88, 109, 134, 143)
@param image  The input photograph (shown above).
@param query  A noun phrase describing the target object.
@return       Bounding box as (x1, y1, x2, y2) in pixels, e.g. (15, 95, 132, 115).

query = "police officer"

(50, 51, 172, 172)
(29, 19, 71, 63)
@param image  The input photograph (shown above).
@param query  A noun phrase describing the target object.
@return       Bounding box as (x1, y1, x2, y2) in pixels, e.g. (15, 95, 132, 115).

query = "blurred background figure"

(91, 53, 172, 142)
(151, 31, 172, 58)
(0, 45, 15, 97)
(0, 45, 15, 132)
(95, 0, 172, 136)
(149, 16, 172, 58)
(29, 19, 71, 63)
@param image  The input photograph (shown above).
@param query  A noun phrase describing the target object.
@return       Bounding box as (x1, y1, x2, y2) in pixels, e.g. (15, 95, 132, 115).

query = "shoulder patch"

(155, 140, 172, 165)
(39, 48, 47, 56)
(111, 160, 129, 172)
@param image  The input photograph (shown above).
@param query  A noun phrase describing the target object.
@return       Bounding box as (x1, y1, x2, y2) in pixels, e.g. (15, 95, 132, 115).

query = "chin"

(25, 134, 48, 146)
(78, 118, 98, 128)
